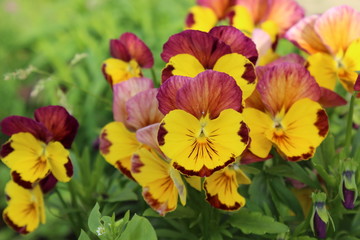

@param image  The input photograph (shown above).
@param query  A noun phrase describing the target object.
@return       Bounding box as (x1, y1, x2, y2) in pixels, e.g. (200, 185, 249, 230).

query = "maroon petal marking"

(115, 160, 135, 181)
(0, 141, 14, 158)
(11, 171, 33, 189)
(110, 38, 131, 61)
(209, 26, 258, 65)
(40, 174, 58, 194)
(286, 147, 315, 161)
(161, 30, 232, 69)
(238, 121, 249, 144)
(157, 75, 190, 115)
(240, 149, 272, 164)
(3, 213, 29, 234)
(120, 33, 154, 68)
(34, 106, 79, 148)
(314, 109, 329, 137)
(157, 122, 168, 147)
(318, 87, 347, 108)
(131, 154, 144, 174)
(176, 70, 242, 119)
(205, 192, 241, 210)
(99, 130, 112, 155)
(185, 12, 196, 28)
(64, 157, 73, 178)
(1, 116, 50, 142)
(161, 64, 175, 83)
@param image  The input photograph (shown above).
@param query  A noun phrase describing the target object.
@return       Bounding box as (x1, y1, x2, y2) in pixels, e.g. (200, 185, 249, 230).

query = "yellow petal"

(3, 181, 45, 234)
(185, 6, 218, 32)
(204, 167, 246, 211)
(159, 109, 249, 177)
(229, 5, 254, 37)
(46, 142, 71, 182)
(213, 53, 256, 99)
(132, 147, 180, 215)
(339, 38, 360, 92)
(307, 52, 338, 90)
(260, 20, 279, 43)
(103, 58, 141, 86)
(267, 98, 328, 161)
(165, 54, 205, 78)
(243, 108, 273, 158)
(99, 122, 140, 179)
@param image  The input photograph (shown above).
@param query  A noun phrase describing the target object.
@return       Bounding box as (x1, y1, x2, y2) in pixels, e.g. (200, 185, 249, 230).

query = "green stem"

(55, 188, 77, 232)
(150, 68, 158, 85)
(344, 94, 356, 157)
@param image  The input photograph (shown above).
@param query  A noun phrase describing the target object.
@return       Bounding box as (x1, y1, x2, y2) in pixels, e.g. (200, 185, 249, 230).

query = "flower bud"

(310, 192, 334, 239)
(340, 160, 358, 209)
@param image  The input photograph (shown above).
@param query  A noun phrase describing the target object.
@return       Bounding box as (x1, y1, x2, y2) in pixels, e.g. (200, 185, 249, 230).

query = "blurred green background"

(0, 0, 191, 239)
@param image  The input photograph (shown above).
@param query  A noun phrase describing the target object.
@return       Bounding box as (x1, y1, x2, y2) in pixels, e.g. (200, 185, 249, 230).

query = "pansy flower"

(99, 77, 164, 179)
(0, 106, 78, 189)
(204, 164, 250, 211)
(243, 63, 329, 161)
(131, 147, 187, 215)
(157, 70, 250, 177)
(161, 26, 257, 99)
(102, 33, 154, 87)
(286, 5, 360, 93)
(3, 180, 45, 234)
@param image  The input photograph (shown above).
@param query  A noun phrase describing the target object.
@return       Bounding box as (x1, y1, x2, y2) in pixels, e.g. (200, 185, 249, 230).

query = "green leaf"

(105, 189, 138, 202)
(229, 209, 289, 235)
(88, 202, 102, 234)
(291, 236, 317, 240)
(78, 229, 91, 240)
(119, 214, 157, 240)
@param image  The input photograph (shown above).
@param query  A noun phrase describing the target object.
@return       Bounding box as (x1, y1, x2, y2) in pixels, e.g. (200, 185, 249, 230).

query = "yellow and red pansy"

(102, 33, 154, 87)
(204, 164, 251, 211)
(99, 78, 164, 179)
(0, 106, 78, 191)
(131, 147, 187, 216)
(3, 181, 45, 234)
(286, 5, 360, 93)
(157, 70, 250, 177)
(161, 26, 257, 99)
(243, 63, 329, 161)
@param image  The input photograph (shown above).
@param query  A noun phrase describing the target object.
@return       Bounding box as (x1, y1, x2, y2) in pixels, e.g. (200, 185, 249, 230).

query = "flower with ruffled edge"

(286, 5, 360, 93)
(131, 147, 187, 216)
(99, 77, 164, 180)
(102, 33, 154, 87)
(0, 106, 78, 190)
(157, 70, 250, 177)
(3, 180, 45, 234)
(161, 26, 257, 100)
(243, 63, 329, 161)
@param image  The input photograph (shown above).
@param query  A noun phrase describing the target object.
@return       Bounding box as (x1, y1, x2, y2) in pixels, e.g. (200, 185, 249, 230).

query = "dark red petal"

(318, 87, 347, 108)
(110, 38, 131, 61)
(11, 171, 33, 189)
(209, 26, 258, 65)
(34, 106, 79, 148)
(0, 141, 14, 158)
(120, 33, 154, 68)
(1, 116, 50, 142)
(161, 30, 231, 69)
(39, 174, 58, 194)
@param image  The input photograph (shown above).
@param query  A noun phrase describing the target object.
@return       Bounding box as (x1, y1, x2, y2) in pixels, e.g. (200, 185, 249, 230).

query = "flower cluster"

(0, 106, 78, 233)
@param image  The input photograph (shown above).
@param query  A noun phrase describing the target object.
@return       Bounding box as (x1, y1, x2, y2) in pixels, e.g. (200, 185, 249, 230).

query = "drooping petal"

(209, 26, 258, 64)
(185, 6, 218, 32)
(34, 106, 79, 149)
(157, 75, 190, 115)
(265, 0, 304, 35)
(161, 30, 232, 69)
(113, 77, 154, 123)
(243, 108, 273, 158)
(1, 116, 50, 143)
(102, 58, 142, 86)
(176, 70, 243, 119)
(204, 167, 246, 211)
(240, 149, 272, 164)
(2, 132, 70, 184)
(99, 122, 140, 179)
(307, 52, 338, 90)
(110, 38, 131, 61)
(131, 147, 182, 215)
(126, 89, 164, 130)
(257, 63, 321, 116)
(213, 53, 256, 99)
(120, 33, 154, 68)
(285, 15, 329, 55)
(268, 99, 328, 161)
(318, 87, 347, 108)
(315, 5, 360, 55)
(3, 181, 45, 234)
(158, 109, 249, 177)
(161, 54, 205, 82)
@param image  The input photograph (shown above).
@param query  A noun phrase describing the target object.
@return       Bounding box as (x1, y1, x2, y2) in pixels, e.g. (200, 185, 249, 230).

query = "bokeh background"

(0, 0, 359, 239)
